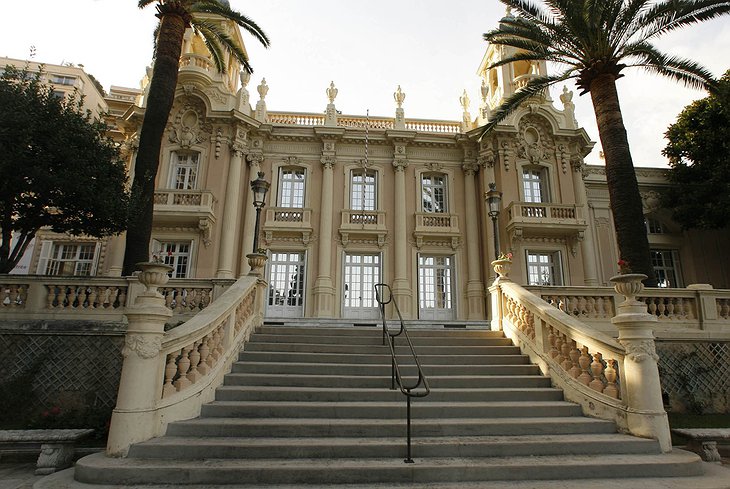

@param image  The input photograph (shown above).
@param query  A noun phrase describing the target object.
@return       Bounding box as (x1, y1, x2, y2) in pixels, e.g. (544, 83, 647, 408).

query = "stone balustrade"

(265, 207, 312, 225)
(180, 53, 213, 72)
(491, 264, 671, 451)
(0, 275, 234, 322)
(525, 284, 730, 339)
(268, 111, 462, 134)
(107, 269, 265, 456)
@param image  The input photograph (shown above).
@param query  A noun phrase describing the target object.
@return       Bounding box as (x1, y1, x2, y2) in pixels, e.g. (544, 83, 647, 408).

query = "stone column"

(240, 152, 263, 276)
(216, 143, 246, 278)
(462, 160, 485, 319)
(105, 234, 125, 276)
(313, 154, 336, 317)
(107, 264, 172, 457)
(611, 274, 671, 452)
(572, 158, 599, 286)
(392, 154, 412, 316)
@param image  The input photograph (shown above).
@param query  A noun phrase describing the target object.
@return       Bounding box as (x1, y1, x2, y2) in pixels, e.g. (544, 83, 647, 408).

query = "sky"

(2, 0, 728, 167)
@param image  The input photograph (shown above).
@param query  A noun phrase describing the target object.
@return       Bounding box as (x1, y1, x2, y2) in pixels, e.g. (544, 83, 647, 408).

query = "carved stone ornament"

(321, 155, 335, 169)
(480, 78, 489, 103)
(462, 161, 479, 176)
(619, 339, 660, 363)
(257, 78, 269, 100)
(517, 125, 548, 164)
(122, 334, 162, 359)
(357, 158, 371, 169)
(169, 99, 210, 149)
(199, 217, 213, 247)
(394, 85, 406, 108)
(459, 89, 470, 111)
(641, 191, 662, 212)
(247, 152, 264, 166)
(283, 155, 299, 166)
(478, 150, 495, 168)
(425, 162, 443, 172)
(393, 158, 409, 172)
(326, 81, 338, 104)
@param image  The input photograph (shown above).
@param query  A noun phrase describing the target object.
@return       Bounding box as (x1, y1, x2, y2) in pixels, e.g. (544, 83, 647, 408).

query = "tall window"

(45, 243, 97, 276)
(170, 152, 200, 190)
(522, 167, 548, 203)
(278, 168, 305, 208)
(421, 173, 448, 213)
(351, 169, 376, 210)
(526, 251, 563, 286)
(651, 250, 681, 288)
(154, 241, 191, 278)
(646, 218, 665, 234)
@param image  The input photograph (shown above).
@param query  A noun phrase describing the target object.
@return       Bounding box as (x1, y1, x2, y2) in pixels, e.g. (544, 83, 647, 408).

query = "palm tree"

(123, 0, 269, 275)
(480, 0, 729, 286)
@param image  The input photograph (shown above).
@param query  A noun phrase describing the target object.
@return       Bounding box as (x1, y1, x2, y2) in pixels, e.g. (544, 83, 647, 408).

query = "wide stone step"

(129, 433, 659, 460)
(222, 373, 553, 389)
(245, 341, 521, 355)
(237, 351, 530, 365)
(214, 386, 564, 403)
(164, 416, 626, 438)
(199, 401, 583, 419)
(231, 361, 541, 376)
(256, 326, 499, 338)
(74, 451, 703, 485)
(250, 333, 513, 346)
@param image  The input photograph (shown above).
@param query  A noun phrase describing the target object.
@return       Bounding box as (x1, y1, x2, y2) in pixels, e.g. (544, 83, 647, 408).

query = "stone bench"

(672, 428, 730, 463)
(0, 429, 94, 475)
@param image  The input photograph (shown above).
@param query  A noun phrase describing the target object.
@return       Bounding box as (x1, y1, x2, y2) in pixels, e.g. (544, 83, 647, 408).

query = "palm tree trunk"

(589, 74, 657, 286)
(122, 12, 187, 276)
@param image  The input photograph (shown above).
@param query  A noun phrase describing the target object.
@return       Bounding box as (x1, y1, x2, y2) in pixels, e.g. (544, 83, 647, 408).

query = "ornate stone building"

(18, 17, 730, 321)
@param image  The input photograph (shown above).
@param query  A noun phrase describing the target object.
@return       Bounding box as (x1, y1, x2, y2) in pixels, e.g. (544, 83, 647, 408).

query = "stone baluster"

(162, 352, 179, 398)
(604, 359, 619, 399)
(589, 352, 605, 392)
(548, 327, 559, 359)
(578, 346, 592, 385)
(107, 263, 173, 457)
(568, 342, 581, 378)
(187, 341, 202, 384)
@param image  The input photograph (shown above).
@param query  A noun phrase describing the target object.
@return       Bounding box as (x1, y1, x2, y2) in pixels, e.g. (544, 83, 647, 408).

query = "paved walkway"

(0, 463, 42, 489)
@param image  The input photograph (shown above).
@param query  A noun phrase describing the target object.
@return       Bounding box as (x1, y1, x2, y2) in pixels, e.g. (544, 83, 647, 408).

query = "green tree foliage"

(0, 65, 129, 273)
(662, 70, 730, 229)
(123, 0, 269, 275)
(480, 0, 729, 285)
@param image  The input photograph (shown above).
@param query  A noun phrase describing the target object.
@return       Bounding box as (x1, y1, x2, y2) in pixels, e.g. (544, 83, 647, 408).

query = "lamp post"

(486, 182, 502, 260)
(250, 171, 270, 253)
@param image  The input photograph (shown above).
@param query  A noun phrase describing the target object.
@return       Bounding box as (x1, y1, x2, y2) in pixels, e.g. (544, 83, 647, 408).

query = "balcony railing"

(267, 111, 462, 134)
(414, 213, 459, 233)
(264, 207, 312, 227)
(153, 189, 217, 226)
(340, 210, 386, 228)
(180, 53, 213, 73)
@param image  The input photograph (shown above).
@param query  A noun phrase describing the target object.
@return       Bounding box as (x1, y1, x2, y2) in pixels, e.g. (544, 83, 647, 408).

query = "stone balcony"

(413, 212, 461, 249)
(263, 207, 314, 246)
(505, 201, 586, 240)
(339, 210, 387, 248)
(153, 189, 217, 226)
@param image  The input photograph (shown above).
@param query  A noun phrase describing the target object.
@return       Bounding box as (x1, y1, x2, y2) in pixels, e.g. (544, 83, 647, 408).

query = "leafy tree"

(480, 0, 729, 285)
(123, 0, 270, 275)
(0, 65, 129, 274)
(662, 70, 730, 229)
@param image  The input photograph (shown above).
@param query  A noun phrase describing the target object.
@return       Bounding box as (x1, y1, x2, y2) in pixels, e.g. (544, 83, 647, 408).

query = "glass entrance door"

(418, 255, 455, 320)
(267, 251, 305, 318)
(343, 253, 381, 319)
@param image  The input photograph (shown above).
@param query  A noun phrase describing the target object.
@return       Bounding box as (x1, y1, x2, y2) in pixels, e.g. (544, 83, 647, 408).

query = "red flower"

(49, 406, 61, 415)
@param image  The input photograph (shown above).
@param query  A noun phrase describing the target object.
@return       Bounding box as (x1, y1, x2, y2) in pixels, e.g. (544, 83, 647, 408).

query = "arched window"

(421, 173, 448, 213)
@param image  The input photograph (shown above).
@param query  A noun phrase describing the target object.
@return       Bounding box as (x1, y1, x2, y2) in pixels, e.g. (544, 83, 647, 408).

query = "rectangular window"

(45, 243, 97, 276)
(646, 218, 665, 234)
(350, 169, 376, 211)
(422, 174, 447, 213)
(50, 75, 76, 86)
(522, 167, 548, 203)
(154, 241, 191, 278)
(651, 249, 682, 288)
(278, 168, 305, 208)
(526, 251, 563, 286)
(170, 152, 200, 190)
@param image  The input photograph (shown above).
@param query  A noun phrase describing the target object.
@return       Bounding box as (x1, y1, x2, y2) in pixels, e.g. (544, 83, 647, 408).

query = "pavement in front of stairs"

(2, 453, 729, 489)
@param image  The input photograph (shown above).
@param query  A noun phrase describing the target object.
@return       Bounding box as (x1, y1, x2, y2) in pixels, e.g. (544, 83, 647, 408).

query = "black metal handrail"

(374, 283, 430, 463)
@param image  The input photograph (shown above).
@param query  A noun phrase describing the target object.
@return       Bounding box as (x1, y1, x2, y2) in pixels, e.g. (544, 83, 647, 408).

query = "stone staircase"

(70, 322, 706, 487)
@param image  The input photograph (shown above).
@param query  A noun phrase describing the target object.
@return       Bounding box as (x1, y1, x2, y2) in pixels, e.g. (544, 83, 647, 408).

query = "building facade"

(17, 18, 730, 320)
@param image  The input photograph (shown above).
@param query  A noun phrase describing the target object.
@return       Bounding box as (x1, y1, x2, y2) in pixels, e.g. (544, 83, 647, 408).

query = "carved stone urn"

(246, 253, 268, 276)
(609, 273, 647, 304)
(136, 262, 173, 296)
(491, 259, 512, 280)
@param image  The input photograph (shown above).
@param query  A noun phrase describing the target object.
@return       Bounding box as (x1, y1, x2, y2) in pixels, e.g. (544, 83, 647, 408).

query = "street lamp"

(250, 171, 270, 253)
(486, 182, 502, 260)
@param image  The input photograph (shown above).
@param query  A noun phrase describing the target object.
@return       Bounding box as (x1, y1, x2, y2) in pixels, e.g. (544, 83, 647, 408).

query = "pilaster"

(462, 155, 485, 319)
(313, 142, 337, 317)
(391, 147, 412, 317)
(216, 132, 247, 278)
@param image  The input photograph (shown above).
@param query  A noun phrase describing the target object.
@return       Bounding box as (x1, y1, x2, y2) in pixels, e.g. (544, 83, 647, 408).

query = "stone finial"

(240, 70, 251, 88)
(560, 85, 577, 128)
(560, 85, 573, 106)
(480, 78, 488, 102)
(257, 78, 269, 100)
(326, 81, 338, 104)
(460, 89, 470, 111)
(394, 85, 406, 108)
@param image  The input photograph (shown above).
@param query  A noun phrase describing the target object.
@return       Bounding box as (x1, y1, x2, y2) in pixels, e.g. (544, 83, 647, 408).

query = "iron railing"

(374, 283, 430, 463)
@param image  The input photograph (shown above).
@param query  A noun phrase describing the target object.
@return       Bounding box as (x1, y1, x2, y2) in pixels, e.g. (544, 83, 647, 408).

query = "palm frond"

(138, 0, 157, 9)
(192, 19, 252, 73)
(192, 1, 270, 48)
(478, 71, 575, 139)
(622, 42, 717, 91)
(637, 0, 730, 42)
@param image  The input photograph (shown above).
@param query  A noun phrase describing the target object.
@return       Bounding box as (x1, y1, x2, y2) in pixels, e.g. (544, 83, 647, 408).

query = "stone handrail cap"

(0, 429, 94, 442)
(671, 428, 730, 439)
(686, 283, 714, 290)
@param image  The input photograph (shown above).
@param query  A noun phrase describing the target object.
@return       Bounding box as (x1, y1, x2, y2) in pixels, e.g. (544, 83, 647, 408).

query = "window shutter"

(90, 242, 102, 276)
(36, 240, 53, 274)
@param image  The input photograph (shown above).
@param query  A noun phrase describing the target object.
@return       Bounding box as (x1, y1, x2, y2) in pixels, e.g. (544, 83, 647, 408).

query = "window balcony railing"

(339, 210, 387, 248)
(153, 189, 217, 226)
(414, 212, 459, 233)
(505, 201, 586, 237)
(263, 207, 314, 246)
